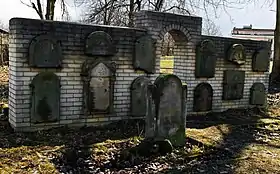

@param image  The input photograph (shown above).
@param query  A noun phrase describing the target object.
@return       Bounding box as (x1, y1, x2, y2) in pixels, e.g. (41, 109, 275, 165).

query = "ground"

(0, 66, 280, 173)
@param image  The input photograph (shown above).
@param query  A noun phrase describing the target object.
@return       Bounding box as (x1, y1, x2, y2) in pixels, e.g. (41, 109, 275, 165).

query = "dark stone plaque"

(193, 83, 213, 112)
(145, 84, 156, 139)
(81, 59, 116, 115)
(85, 31, 116, 56)
(154, 74, 186, 147)
(195, 40, 217, 78)
(29, 34, 62, 68)
(134, 35, 156, 74)
(223, 70, 245, 100)
(30, 72, 60, 123)
(252, 48, 270, 72)
(250, 83, 266, 105)
(227, 44, 246, 65)
(131, 76, 152, 117)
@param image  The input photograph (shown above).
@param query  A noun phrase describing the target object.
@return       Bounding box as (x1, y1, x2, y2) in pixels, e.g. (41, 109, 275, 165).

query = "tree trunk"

(271, 0, 280, 81)
(128, 0, 135, 27)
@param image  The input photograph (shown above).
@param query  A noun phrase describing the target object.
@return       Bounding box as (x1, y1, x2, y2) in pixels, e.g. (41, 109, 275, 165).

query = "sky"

(0, 0, 276, 37)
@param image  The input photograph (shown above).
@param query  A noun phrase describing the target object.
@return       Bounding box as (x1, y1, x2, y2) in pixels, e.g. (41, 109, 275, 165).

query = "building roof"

(0, 28, 8, 34)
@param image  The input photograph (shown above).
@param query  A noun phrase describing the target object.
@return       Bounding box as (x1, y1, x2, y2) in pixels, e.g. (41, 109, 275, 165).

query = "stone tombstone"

(81, 59, 116, 115)
(134, 35, 156, 74)
(131, 76, 152, 117)
(85, 31, 116, 56)
(250, 83, 266, 105)
(223, 70, 245, 100)
(29, 34, 62, 68)
(154, 74, 186, 147)
(145, 83, 156, 139)
(252, 48, 270, 72)
(195, 39, 217, 78)
(227, 44, 246, 65)
(30, 72, 60, 123)
(193, 83, 213, 112)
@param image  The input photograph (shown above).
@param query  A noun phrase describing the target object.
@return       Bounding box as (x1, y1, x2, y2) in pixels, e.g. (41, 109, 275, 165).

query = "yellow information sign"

(160, 56, 174, 74)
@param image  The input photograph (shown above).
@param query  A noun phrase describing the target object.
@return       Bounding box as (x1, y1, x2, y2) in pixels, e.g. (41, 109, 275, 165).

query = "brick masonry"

(9, 10, 271, 131)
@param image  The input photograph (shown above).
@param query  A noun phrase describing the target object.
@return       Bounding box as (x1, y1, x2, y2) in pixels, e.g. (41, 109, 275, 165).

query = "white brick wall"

(8, 11, 270, 131)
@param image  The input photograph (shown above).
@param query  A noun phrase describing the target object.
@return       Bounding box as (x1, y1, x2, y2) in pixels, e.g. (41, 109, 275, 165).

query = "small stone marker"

(193, 83, 213, 112)
(252, 48, 270, 72)
(223, 70, 245, 100)
(30, 72, 60, 123)
(250, 83, 266, 105)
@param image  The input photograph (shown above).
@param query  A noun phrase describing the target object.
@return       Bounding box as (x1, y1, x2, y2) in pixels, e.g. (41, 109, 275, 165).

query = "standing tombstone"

(250, 83, 266, 105)
(193, 83, 213, 112)
(81, 59, 116, 116)
(195, 40, 217, 78)
(223, 70, 245, 100)
(30, 72, 60, 123)
(85, 31, 116, 56)
(134, 35, 156, 73)
(227, 44, 246, 65)
(154, 74, 186, 147)
(252, 48, 270, 72)
(131, 76, 152, 117)
(29, 34, 62, 68)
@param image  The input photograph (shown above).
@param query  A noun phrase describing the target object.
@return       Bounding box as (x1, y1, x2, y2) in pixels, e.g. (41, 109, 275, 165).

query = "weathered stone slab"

(131, 76, 152, 117)
(193, 83, 213, 112)
(227, 44, 246, 65)
(250, 83, 266, 105)
(30, 72, 60, 123)
(85, 31, 116, 56)
(134, 35, 156, 73)
(154, 74, 186, 147)
(195, 40, 216, 78)
(223, 70, 245, 100)
(252, 48, 270, 72)
(29, 34, 62, 68)
(81, 59, 116, 115)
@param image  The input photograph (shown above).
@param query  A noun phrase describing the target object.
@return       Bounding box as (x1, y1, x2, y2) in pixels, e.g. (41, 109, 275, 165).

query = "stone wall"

(8, 10, 271, 131)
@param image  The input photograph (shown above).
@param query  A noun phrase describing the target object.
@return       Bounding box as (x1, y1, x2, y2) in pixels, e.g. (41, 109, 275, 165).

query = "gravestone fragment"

(134, 35, 156, 73)
(252, 48, 270, 72)
(193, 83, 213, 112)
(29, 34, 62, 68)
(85, 31, 116, 56)
(195, 40, 217, 78)
(30, 72, 60, 123)
(223, 70, 245, 100)
(250, 83, 266, 105)
(227, 44, 246, 65)
(81, 59, 116, 116)
(153, 74, 187, 147)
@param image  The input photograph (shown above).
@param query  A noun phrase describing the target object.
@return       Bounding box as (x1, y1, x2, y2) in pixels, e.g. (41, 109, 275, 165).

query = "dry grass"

(0, 66, 8, 85)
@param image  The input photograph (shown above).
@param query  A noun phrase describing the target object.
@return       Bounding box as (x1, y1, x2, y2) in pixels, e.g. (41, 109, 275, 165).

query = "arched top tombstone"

(29, 34, 62, 68)
(195, 39, 217, 78)
(193, 82, 213, 112)
(30, 72, 60, 123)
(85, 31, 116, 56)
(252, 48, 270, 72)
(134, 35, 156, 73)
(227, 44, 246, 65)
(251, 82, 265, 91)
(250, 82, 266, 105)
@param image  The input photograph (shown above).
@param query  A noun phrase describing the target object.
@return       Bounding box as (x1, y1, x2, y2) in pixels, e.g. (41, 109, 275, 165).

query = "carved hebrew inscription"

(195, 40, 216, 78)
(85, 31, 115, 56)
(223, 70, 245, 100)
(31, 72, 60, 123)
(227, 44, 246, 65)
(193, 83, 213, 112)
(81, 60, 116, 115)
(29, 35, 62, 67)
(134, 35, 155, 73)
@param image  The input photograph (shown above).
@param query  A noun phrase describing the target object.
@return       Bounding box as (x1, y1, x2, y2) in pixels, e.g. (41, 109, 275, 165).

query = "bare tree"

(20, 0, 69, 20)
(202, 19, 222, 36)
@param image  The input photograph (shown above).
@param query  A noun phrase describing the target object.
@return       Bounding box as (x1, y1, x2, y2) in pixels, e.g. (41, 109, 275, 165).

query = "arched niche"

(30, 72, 60, 123)
(85, 31, 116, 56)
(195, 40, 216, 78)
(193, 83, 213, 112)
(29, 34, 62, 68)
(81, 59, 116, 116)
(227, 44, 246, 65)
(130, 76, 152, 117)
